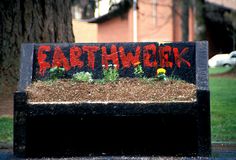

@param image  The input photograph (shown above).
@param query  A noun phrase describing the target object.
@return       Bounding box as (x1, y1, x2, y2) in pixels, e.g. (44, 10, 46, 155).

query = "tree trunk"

(181, 0, 189, 41)
(193, 0, 206, 40)
(0, 0, 74, 95)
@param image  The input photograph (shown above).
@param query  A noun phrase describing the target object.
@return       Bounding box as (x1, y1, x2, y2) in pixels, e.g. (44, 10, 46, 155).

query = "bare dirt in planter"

(26, 78, 196, 102)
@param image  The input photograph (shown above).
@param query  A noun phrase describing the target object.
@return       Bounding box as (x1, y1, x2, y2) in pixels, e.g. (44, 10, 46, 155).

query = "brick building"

(73, 0, 236, 57)
(87, 0, 193, 43)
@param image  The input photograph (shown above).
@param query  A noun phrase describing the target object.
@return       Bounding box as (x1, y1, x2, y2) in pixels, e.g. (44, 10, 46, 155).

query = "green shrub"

(49, 67, 65, 80)
(134, 63, 144, 78)
(103, 64, 119, 82)
(72, 72, 93, 82)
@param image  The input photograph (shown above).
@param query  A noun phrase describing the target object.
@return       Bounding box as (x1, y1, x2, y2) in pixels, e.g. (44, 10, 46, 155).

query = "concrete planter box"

(14, 42, 211, 158)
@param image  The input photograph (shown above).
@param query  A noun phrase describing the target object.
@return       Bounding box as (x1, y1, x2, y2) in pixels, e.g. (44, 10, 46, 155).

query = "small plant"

(102, 64, 119, 82)
(156, 68, 167, 81)
(168, 75, 181, 81)
(49, 67, 65, 80)
(134, 61, 144, 78)
(72, 72, 93, 83)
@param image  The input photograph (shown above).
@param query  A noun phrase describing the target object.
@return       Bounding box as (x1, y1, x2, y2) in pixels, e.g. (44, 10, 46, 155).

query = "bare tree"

(0, 0, 74, 95)
(180, 0, 189, 41)
(193, 0, 206, 40)
(179, 0, 206, 41)
(224, 11, 236, 51)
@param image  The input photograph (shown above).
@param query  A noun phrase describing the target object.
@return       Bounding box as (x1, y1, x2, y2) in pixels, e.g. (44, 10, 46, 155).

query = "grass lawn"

(209, 69, 236, 142)
(0, 116, 13, 143)
(0, 67, 235, 144)
(209, 66, 233, 75)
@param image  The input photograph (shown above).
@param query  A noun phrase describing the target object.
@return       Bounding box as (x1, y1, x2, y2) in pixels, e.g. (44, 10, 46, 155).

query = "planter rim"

(27, 100, 197, 105)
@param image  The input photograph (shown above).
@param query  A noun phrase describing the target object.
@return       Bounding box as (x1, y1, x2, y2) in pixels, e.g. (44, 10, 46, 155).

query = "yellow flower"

(157, 68, 166, 75)
(133, 61, 141, 67)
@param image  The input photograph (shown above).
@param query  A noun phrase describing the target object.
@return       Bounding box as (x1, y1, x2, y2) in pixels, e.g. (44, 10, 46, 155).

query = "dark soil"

(26, 78, 196, 102)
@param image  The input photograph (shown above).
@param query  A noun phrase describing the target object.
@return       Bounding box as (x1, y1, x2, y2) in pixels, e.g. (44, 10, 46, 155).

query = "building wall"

(72, 20, 98, 42)
(97, 10, 132, 42)
(137, 0, 174, 42)
(206, 0, 236, 10)
(96, 0, 195, 43)
(172, 0, 182, 42)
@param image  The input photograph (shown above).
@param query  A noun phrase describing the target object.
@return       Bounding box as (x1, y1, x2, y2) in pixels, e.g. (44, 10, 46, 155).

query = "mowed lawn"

(209, 67, 236, 142)
(0, 67, 235, 143)
(0, 116, 13, 143)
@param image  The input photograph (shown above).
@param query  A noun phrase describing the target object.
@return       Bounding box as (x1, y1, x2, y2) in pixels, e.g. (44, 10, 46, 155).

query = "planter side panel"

(14, 92, 27, 157)
(197, 90, 211, 156)
(18, 44, 34, 91)
(25, 110, 199, 157)
(196, 41, 211, 156)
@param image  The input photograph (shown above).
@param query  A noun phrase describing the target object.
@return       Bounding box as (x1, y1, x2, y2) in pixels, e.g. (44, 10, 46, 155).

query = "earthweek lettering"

(36, 44, 191, 76)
